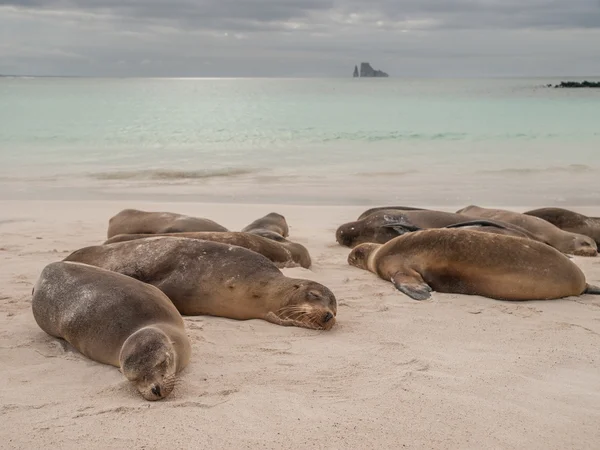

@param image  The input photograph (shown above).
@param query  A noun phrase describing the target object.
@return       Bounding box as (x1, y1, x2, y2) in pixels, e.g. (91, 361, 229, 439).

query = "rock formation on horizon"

(552, 80, 600, 88)
(353, 65, 359, 78)
(356, 62, 388, 78)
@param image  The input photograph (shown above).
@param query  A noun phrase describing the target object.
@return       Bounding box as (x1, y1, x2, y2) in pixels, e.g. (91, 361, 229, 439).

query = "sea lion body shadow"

(32, 261, 191, 401)
(65, 237, 335, 330)
(348, 229, 600, 301)
(457, 205, 597, 256)
(107, 209, 228, 238)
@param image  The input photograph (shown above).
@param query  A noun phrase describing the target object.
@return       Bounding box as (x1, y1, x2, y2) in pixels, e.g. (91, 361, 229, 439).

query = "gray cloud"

(1, 0, 600, 76)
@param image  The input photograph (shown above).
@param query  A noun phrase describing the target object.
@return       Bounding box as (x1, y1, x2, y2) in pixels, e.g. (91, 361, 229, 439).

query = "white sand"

(1, 200, 600, 449)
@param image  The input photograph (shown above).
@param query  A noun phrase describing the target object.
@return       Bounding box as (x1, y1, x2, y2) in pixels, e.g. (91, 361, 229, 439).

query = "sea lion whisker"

(281, 311, 308, 321)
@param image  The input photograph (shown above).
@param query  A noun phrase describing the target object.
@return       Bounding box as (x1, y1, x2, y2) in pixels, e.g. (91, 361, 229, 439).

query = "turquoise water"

(0, 77, 599, 205)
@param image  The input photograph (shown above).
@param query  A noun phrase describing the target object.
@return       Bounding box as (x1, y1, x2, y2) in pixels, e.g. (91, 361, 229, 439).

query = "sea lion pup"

(242, 212, 289, 239)
(104, 231, 311, 269)
(347, 229, 600, 301)
(456, 205, 597, 257)
(31, 261, 191, 401)
(357, 206, 426, 220)
(524, 207, 600, 245)
(107, 208, 228, 238)
(64, 237, 336, 330)
(336, 209, 531, 248)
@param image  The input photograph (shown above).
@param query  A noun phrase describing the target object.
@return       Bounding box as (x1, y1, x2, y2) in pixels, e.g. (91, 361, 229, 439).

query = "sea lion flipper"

(444, 220, 507, 230)
(381, 223, 422, 234)
(391, 272, 432, 300)
(584, 284, 600, 295)
(265, 312, 295, 327)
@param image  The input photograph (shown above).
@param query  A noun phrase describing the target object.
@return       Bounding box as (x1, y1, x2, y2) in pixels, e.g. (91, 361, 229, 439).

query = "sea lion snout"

(151, 385, 162, 397)
(336, 227, 353, 247)
(572, 237, 598, 257)
(323, 312, 334, 323)
(573, 248, 598, 257)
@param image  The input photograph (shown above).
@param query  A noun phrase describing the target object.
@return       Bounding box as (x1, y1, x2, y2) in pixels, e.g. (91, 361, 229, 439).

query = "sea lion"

(357, 206, 426, 220)
(347, 228, 600, 301)
(336, 209, 533, 248)
(242, 212, 289, 239)
(64, 237, 336, 330)
(104, 231, 311, 269)
(107, 209, 228, 238)
(31, 261, 191, 401)
(456, 205, 597, 256)
(524, 207, 600, 245)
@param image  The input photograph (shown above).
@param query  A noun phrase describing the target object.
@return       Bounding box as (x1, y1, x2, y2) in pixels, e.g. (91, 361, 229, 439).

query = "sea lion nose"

(323, 312, 334, 323)
(151, 385, 162, 397)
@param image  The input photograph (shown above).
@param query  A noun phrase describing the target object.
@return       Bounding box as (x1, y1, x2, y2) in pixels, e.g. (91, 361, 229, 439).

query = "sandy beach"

(1, 199, 600, 449)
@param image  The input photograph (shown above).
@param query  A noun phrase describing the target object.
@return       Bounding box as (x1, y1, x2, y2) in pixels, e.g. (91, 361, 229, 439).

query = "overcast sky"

(1, 0, 600, 77)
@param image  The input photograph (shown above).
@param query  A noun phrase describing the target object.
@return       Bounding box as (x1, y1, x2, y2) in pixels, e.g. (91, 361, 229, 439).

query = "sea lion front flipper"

(380, 215, 422, 234)
(265, 312, 296, 327)
(381, 223, 422, 235)
(391, 272, 432, 300)
(444, 220, 508, 230)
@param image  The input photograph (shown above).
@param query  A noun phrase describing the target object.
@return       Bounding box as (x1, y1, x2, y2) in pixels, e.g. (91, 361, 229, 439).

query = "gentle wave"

(482, 164, 593, 175)
(89, 168, 259, 181)
(319, 132, 568, 143)
(354, 170, 415, 177)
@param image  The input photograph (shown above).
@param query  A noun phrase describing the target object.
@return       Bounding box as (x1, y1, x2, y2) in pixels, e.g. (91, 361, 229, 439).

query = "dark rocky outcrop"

(356, 62, 388, 78)
(551, 81, 600, 88)
(353, 65, 359, 78)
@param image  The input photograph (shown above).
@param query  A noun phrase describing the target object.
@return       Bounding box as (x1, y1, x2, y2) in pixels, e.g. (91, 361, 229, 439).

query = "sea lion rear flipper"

(391, 272, 432, 300)
(584, 284, 600, 295)
(444, 220, 507, 230)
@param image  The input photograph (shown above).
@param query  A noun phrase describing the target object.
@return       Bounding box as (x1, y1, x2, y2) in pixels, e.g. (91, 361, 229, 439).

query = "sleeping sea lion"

(347, 228, 600, 301)
(107, 208, 228, 238)
(64, 237, 336, 330)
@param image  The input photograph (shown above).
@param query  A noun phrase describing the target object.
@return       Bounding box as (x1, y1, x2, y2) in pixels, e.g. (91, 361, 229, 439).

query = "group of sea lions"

(30, 205, 600, 401)
(338, 205, 600, 301)
(31, 209, 336, 401)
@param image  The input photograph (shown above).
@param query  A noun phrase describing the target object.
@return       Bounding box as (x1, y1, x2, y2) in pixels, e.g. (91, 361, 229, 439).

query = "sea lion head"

(571, 234, 597, 257)
(278, 281, 337, 330)
(119, 326, 178, 401)
(248, 229, 288, 242)
(336, 221, 362, 247)
(264, 212, 289, 237)
(347, 243, 380, 270)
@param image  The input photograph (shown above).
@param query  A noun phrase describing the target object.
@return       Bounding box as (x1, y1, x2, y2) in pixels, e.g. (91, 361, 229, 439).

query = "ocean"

(1, 77, 599, 206)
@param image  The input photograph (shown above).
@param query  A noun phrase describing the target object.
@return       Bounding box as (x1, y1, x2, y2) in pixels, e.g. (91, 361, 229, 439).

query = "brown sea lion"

(64, 237, 336, 330)
(104, 231, 311, 269)
(456, 205, 597, 256)
(524, 207, 600, 245)
(336, 209, 533, 248)
(31, 261, 191, 401)
(357, 206, 426, 220)
(347, 228, 600, 301)
(107, 209, 228, 238)
(242, 212, 289, 238)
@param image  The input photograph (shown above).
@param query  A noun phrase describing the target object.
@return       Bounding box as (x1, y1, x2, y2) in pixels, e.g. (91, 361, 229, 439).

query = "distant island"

(353, 62, 389, 78)
(548, 81, 600, 88)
